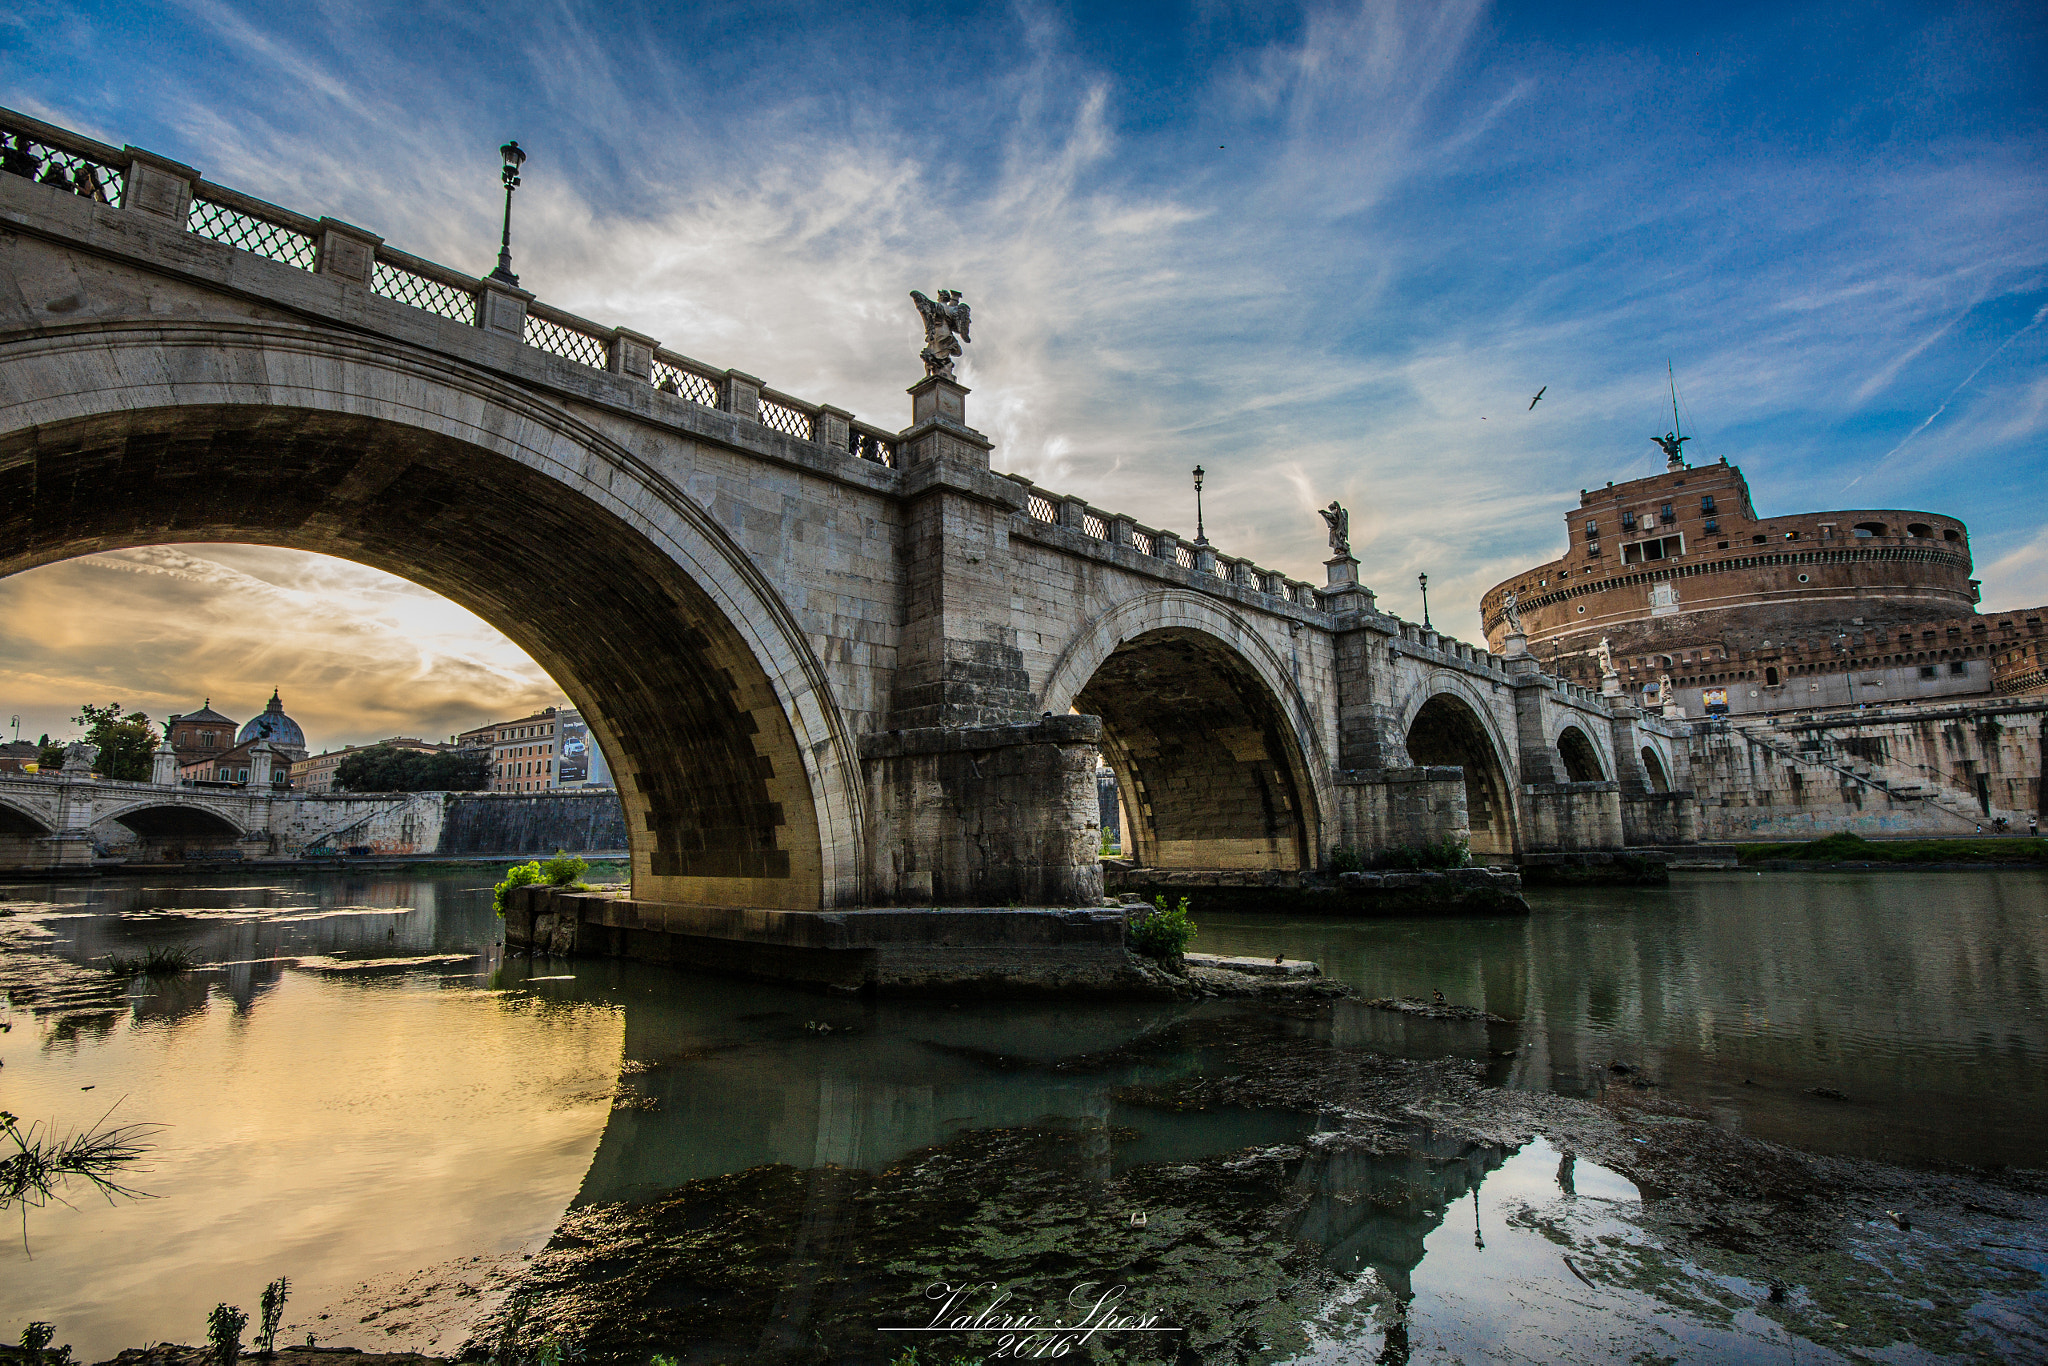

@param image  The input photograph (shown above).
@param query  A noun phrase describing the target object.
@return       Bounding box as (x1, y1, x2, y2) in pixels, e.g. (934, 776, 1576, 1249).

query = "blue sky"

(3, 0, 2044, 746)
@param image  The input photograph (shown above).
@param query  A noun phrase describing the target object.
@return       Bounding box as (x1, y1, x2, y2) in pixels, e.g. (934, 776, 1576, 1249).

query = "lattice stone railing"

(0, 104, 908, 479)
(187, 189, 318, 270)
(1004, 476, 1314, 608)
(0, 125, 123, 203)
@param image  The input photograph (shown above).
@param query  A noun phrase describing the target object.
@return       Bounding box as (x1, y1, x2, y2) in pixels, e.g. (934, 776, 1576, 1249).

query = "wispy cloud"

(2, 0, 2044, 731)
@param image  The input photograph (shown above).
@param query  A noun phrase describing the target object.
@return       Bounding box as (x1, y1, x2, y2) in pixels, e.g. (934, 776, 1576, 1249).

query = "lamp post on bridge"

(1418, 571, 1432, 630)
(487, 140, 526, 287)
(1192, 465, 1208, 546)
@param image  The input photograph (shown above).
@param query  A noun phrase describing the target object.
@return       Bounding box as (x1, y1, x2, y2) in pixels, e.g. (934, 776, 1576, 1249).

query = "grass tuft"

(102, 944, 197, 977)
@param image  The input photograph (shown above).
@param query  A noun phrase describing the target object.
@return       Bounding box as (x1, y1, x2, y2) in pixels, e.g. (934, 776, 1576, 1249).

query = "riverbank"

(1736, 832, 2048, 867)
(63, 1001, 2048, 1365)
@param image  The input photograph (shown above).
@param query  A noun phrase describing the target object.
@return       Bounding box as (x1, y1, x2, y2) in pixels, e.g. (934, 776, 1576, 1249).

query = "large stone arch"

(1555, 725, 1606, 782)
(0, 320, 864, 908)
(1640, 746, 1672, 793)
(1400, 684, 1519, 858)
(1039, 593, 1327, 871)
(94, 798, 252, 840)
(0, 794, 54, 835)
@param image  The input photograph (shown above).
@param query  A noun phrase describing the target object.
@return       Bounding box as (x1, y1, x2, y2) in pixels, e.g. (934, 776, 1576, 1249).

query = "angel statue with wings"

(911, 289, 972, 379)
(1318, 501, 1351, 558)
(1499, 591, 1523, 634)
(1597, 636, 1617, 676)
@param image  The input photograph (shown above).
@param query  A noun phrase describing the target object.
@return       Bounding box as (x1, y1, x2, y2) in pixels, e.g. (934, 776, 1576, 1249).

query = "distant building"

(291, 737, 452, 794)
(464, 706, 562, 792)
(1479, 454, 2047, 718)
(169, 691, 310, 788)
(0, 740, 38, 773)
(165, 701, 240, 768)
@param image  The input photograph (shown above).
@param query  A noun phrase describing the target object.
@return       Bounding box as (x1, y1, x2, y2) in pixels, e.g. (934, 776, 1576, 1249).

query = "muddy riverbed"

(1, 869, 2044, 1363)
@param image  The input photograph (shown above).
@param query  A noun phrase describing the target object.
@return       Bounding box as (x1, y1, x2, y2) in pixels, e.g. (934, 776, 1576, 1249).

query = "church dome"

(237, 690, 306, 751)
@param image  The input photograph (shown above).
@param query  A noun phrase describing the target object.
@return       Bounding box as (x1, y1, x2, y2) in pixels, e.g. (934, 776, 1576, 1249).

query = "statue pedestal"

(908, 374, 970, 428)
(1502, 630, 1530, 658)
(1601, 673, 1623, 697)
(1317, 555, 1375, 614)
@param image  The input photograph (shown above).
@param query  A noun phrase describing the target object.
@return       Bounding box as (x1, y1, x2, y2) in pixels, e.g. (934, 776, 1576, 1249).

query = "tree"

(71, 703, 158, 781)
(332, 745, 491, 793)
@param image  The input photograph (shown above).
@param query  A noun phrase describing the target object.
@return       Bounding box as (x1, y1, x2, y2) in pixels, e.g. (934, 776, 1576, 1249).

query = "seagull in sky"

(1528, 386, 1547, 410)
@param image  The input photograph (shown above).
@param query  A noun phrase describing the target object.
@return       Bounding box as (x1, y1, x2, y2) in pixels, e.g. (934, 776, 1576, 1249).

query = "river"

(1, 867, 2043, 1362)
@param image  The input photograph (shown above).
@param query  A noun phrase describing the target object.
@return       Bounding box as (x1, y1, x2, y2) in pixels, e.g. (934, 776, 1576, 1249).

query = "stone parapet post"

(120, 147, 196, 224)
(314, 218, 381, 286)
(1110, 514, 1137, 551)
(477, 278, 531, 339)
(721, 369, 763, 421)
(610, 328, 657, 382)
(1059, 496, 1090, 532)
(860, 716, 1106, 907)
(1153, 530, 1179, 563)
(814, 404, 853, 452)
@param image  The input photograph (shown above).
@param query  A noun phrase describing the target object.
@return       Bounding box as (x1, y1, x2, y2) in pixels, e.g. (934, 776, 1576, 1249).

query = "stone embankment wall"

(1686, 701, 2044, 840)
(437, 791, 629, 857)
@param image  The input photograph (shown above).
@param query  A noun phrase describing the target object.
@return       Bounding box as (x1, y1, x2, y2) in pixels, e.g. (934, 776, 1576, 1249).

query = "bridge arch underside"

(1076, 628, 1314, 871)
(1, 405, 834, 908)
(109, 805, 244, 840)
(1404, 695, 1515, 858)
(1557, 726, 1606, 782)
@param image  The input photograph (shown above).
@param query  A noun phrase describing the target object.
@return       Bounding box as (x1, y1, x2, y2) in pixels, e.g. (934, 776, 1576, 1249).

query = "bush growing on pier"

(494, 851, 592, 914)
(1128, 895, 1197, 960)
(1379, 836, 1471, 870)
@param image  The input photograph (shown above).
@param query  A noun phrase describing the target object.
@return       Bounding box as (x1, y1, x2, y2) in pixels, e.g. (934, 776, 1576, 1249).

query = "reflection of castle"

(1481, 454, 2045, 718)
(166, 690, 310, 787)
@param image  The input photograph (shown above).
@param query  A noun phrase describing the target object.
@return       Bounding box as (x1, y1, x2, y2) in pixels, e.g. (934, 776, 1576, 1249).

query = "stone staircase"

(1732, 724, 1983, 828)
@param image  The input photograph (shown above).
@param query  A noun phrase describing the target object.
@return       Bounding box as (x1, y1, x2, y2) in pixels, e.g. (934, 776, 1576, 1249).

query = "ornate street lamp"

(1418, 571, 1432, 629)
(1192, 465, 1208, 545)
(488, 140, 526, 287)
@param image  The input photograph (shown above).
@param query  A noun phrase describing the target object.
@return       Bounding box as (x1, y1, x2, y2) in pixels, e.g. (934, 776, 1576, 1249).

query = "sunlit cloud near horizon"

(1, 0, 2043, 745)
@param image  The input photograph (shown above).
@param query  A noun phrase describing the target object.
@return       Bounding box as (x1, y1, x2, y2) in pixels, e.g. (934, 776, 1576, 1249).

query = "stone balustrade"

(1004, 475, 1316, 607)
(0, 104, 902, 470)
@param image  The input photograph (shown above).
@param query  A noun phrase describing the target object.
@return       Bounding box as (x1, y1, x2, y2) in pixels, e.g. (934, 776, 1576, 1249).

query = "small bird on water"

(1432, 989, 1447, 1005)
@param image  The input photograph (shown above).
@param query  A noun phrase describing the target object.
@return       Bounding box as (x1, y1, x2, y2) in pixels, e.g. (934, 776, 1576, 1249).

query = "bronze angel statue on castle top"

(911, 289, 971, 379)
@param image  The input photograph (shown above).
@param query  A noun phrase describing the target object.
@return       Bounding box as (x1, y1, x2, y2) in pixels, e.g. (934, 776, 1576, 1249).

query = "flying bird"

(1528, 386, 1547, 410)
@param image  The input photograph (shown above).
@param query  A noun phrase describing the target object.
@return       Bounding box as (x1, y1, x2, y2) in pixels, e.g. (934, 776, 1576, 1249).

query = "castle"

(1479, 451, 2044, 719)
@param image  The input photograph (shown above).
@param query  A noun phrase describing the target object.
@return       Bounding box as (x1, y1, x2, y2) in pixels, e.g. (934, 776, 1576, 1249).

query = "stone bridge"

(0, 768, 447, 867)
(0, 108, 1695, 904)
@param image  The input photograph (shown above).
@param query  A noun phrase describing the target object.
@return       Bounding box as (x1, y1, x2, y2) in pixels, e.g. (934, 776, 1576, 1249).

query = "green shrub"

(540, 850, 589, 886)
(493, 861, 545, 915)
(1128, 895, 1197, 959)
(207, 1304, 248, 1366)
(1378, 836, 1470, 870)
(1327, 844, 1364, 873)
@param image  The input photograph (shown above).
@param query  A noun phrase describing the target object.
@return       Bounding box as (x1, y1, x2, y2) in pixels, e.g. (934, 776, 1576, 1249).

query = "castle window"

(1950, 661, 1967, 675)
(1766, 667, 1779, 686)
(1701, 495, 1716, 513)
(1703, 519, 1719, 533)
(1853, 521, 1886, 537)
(1944, 529, 1961, 542)
(1907, 523, 1932, 538)
(1659, 503, 1675, 523)
(1585, 519, 1598, 539)
(1753, 535, 1767, 544)
(1718, 541, 1730, 550)
(1621, 511, 1636, 530)
(1919, 666, 1937, 679)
